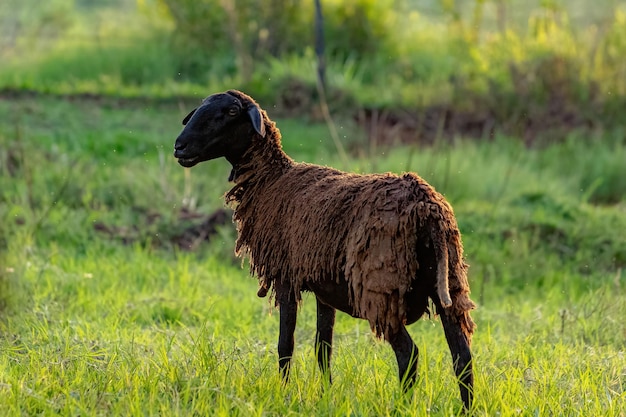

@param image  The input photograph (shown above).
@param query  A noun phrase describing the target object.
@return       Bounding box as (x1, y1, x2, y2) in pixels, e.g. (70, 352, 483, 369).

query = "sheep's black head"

(173, 90, 265, 168)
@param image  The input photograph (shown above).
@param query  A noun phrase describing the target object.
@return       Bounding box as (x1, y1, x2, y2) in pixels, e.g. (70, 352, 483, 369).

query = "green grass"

(0, 96, 625, 415)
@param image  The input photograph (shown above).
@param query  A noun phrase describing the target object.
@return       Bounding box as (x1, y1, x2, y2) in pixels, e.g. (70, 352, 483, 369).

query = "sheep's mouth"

(177, 155, 200, 167)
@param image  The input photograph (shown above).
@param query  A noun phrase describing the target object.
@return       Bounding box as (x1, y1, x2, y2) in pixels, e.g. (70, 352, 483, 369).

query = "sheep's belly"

(244, 167, 447, 336)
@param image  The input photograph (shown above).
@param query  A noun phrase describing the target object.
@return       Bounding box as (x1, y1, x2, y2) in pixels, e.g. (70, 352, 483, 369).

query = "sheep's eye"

(228, 107, 239, 116)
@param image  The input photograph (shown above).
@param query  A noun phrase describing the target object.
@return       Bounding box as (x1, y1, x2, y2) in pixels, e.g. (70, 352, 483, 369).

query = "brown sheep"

(173, 90, 476, 410)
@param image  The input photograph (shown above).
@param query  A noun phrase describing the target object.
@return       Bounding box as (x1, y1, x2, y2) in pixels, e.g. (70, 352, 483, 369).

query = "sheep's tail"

(434, 232, 453, 308)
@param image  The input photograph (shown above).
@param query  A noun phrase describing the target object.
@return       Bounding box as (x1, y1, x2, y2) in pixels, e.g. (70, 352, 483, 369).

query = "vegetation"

(1, 1, 625, 114)
(1, 94, 624, 416)
(0, 0, 625, 416)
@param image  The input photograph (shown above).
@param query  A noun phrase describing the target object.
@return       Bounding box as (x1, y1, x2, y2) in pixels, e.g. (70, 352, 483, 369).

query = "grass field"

(1, 1, 625, 415)
(0, 96, 624, 416)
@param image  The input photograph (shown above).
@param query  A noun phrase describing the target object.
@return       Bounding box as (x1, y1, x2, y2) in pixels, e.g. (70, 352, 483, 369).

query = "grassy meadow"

(1, 0, 626, 416)
(0, 95, 624, 416)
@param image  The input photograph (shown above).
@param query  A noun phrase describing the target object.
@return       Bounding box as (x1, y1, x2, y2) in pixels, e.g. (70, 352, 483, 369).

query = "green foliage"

(2, 0, 626, 144)
(323, 0, 401, 58)
(157, 0, 402, 58)
(159, 0, 313, 57)
(155, 0, 315, 82)
(0, 0, 75, 46)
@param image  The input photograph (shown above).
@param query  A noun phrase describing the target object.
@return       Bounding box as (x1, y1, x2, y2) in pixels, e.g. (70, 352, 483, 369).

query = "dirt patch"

(172, 208, 231, 250)
(354, 57, 614, 148)
(355, 106, 495, 147)
(355, 100, 596, 147)
(94, 207, 232, 250)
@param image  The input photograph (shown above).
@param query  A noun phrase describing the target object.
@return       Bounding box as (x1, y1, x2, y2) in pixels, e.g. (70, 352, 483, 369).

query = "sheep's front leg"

(439, 306, 474, 411)
(278, 299, 298, 382)
(387, 326, 419, 391)
(315, 297, 336, 384)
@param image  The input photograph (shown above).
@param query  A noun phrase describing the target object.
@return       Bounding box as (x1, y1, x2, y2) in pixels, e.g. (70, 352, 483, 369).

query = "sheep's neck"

(227, 134, 294, 203)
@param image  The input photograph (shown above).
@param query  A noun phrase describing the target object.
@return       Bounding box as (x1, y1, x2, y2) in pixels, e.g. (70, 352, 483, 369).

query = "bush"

(157, 0, 403, 80)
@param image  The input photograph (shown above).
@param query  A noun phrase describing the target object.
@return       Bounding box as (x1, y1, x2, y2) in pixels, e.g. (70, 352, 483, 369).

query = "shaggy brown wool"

(224, 90, 475, 339)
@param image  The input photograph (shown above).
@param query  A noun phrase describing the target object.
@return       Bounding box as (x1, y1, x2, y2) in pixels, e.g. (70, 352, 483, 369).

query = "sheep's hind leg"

(315, 297, 336, 385)
(387, 326, 419, 392)
(278, 300, 298, 382)
(438, 306, 474, 411)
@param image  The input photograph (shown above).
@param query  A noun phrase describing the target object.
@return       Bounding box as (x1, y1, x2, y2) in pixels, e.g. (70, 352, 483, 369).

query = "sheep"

(173, 90, 476, 409)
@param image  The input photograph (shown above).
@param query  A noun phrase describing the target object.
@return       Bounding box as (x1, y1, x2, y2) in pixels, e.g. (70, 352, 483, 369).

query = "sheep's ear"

(247, 106, 265, 137)
(182, 108, 197, 125)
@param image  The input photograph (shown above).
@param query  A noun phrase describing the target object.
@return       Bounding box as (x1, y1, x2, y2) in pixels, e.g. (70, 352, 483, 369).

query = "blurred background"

(1, 0, 625, 145)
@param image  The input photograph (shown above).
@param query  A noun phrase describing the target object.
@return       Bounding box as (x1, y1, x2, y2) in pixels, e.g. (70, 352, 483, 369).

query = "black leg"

(439, 307, 474, 411)
(387, 326, 419, 391)
(278, 299, 298, 382)
(315, 297, 336, 384)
